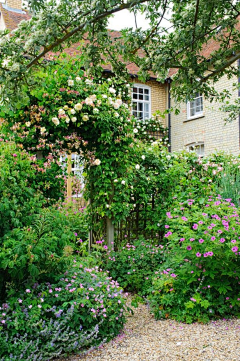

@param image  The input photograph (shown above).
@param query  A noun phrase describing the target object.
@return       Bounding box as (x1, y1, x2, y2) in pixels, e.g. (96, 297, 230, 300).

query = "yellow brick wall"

(171, 70, 239, 155)
(6, 0, 22, 9)
(132, 79, 168, 127)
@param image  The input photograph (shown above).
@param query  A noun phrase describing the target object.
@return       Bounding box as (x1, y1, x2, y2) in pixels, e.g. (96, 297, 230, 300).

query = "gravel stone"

(57, 298, 240, 361)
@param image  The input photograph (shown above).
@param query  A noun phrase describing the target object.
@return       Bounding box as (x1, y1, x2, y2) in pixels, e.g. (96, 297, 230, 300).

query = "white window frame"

(132, 83, 151, 120)
(187, 92, 203, 120)
(60, 153, 84, 197)
(186, 142, 205, 157)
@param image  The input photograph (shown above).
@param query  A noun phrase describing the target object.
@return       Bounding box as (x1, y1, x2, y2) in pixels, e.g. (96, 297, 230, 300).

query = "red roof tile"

(0, 4, 31, 31)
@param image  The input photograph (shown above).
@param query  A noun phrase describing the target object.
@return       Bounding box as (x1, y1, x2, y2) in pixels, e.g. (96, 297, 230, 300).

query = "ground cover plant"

(0, 262, 127, 360)
(102, 239, 166, 296)
(148, 195, 240, 323)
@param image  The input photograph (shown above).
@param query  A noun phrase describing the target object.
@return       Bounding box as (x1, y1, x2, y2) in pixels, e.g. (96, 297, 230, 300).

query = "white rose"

(93, 159, 101, 166)
(113, 103, 120, 109)
(114, 112, 119, 118)
(85, 97, 94, 106)
(68, 79, 74, 86)
(72, 117, 77, 123)
(90, 94, 97, 101)
(102, 95, 107, 99)
(121, 180, 126, 185)
(74, 103, 82, 111)
(109, 87, 116, 94)
(25, 122, 31, 127)
(40, 127, 46, 134)
(70, 109, 76, 114)
(106, 204, 110, 208)
(133, 128, 138, 133)
(85, 79, 93, 85)
(76, 76, 81, 82)
(65, 117, 70, 123)
(141, 155, 145, 160)
(93, 108, 99, 114)
(114, 179, 118, 182)
(52, 117, 59, 126)
(135, 164, 140, 170)
(63, 105, 69, 110)
(97, 100, 102, 106)
(58, 109, 65, 115)
(82, 114, 89, 122)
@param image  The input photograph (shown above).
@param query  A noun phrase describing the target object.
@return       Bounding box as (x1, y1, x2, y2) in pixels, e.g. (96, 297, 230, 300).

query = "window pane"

(138, 88, 143, 94)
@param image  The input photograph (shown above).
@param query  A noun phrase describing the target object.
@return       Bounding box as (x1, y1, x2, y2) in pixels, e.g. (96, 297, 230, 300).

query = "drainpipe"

(167, 78, 172, 152)
(238, 59, 240, 150)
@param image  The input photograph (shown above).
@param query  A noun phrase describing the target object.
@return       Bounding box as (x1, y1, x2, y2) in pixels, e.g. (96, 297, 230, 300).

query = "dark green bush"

(0, 206, 89, 300)
(102, 240, 166, 295)
(0, 141, 45, 238)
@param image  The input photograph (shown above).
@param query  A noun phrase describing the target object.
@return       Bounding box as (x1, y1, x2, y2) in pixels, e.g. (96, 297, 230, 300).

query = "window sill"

(184, 114, 205, 122)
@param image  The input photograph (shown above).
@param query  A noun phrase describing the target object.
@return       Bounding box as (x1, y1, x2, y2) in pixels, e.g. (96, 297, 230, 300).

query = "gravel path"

(59, 299, 240, 361)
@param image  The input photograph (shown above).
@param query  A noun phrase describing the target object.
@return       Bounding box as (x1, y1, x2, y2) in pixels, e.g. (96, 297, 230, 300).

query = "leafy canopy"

(1, 0, 240, 112)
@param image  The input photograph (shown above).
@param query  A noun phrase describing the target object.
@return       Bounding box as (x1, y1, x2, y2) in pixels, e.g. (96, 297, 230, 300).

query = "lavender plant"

(0, 262, 127, 360)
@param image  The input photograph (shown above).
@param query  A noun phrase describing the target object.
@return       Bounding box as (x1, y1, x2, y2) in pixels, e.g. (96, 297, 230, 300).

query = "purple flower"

(231, 246, 238, 252)
(190, 238, 195, 242)
(208, 251, 214, 256)
(182, 217, 188, 221)
(231, 240, 236, 243)
(211, 236, 216, 241)
(219, 238, 225, 243)
(180, 238, 185, 242)
(25, 289, 31, 293)
(217, 230, 223, 234)
(196, 252, 201, 257)
(103, 245, 108, 250)
(186, 246, 192, 251)
(165, 225, 170, 229)
(190, 298, 196, 302)
(193, 224, 198, 230)
(199, 238, 204, 243)
(204, 253, 208, 257)
(170, 273, 177, 278)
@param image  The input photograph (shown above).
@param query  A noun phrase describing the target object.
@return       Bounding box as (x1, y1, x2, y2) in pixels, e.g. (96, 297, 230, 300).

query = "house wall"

(133, 78, 168, 127)
(171, 71, 239, 155)
(6, 0, 22, 9)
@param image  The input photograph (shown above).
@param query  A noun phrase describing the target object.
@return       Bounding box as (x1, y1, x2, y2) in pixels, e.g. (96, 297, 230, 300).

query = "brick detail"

(6, 0, 22, 9)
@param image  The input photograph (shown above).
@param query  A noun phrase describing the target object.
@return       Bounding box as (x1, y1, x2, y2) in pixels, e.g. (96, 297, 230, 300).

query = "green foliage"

(148, 196, 240, 323)
(0, 262, 127, 360)
(102, 240, 166, 295)
(0, 141, 45, 238)
(0, 205, 88, 301)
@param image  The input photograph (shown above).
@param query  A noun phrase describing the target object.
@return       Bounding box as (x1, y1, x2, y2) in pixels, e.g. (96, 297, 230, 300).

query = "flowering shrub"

(3, 55, 140, 230)
(0, 262, 127, 360)
(148, 196, 240, 323)
(102, 240, 166, 295)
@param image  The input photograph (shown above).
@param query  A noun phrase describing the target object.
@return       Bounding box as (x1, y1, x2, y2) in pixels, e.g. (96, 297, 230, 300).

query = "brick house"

(1, 0, 239, 156)
(169, 34, 240, 156)
(0, 0, 168, 129)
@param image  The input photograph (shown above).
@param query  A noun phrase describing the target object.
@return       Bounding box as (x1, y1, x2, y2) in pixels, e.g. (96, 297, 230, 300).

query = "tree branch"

(25, 0, 151, 70)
